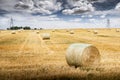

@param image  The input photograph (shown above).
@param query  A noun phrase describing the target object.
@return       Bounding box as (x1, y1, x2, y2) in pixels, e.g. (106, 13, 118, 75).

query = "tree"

(23, 26, 31, 30)
(7, 26, 31, 30)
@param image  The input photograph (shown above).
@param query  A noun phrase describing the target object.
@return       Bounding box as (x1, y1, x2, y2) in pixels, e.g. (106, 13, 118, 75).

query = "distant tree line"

(7, 26, 43, 30)
(7, 26, 31, 30)
(7, 26, 44, 30)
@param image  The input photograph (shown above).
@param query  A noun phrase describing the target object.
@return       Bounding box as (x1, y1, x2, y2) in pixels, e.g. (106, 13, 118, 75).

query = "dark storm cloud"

(93, 0, 120, 10)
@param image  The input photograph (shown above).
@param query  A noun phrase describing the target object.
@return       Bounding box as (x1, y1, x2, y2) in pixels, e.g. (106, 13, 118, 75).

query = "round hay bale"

(66, 43, 100, 68)
(116, 29, 119, 32)
(11, 31, 16, 34)
(36, 31, 39, 34)
(52, 30, 55, 32)
(42, 33, 50, 40)
(70, 30, 74, 34)
(18, 30, 21, 32)
(66, 29, 70, 32)
(87, 30, 91, 32)
(93, 30, 98, 34)
(18, 30, 22, 33)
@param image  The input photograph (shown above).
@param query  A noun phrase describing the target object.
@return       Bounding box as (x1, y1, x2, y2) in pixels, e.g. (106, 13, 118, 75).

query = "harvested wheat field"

(0, 29, 120, 80)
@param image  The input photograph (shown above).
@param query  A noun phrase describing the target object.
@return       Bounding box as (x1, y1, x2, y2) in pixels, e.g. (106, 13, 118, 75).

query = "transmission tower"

(10, 17, 14, 28)
(107, 18, 110, 29)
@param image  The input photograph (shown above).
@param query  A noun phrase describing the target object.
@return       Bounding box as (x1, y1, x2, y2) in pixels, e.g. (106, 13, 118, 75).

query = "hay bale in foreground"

(66, 43, 100, 68)
(42, 33, 50, 40)
(11, 31, 16, 34)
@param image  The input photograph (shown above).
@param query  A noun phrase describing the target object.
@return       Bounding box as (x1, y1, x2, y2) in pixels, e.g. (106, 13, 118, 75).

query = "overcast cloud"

(62, 0, 95, 15)
(0, 0, 120, 15)
(0, 0, 120, 29)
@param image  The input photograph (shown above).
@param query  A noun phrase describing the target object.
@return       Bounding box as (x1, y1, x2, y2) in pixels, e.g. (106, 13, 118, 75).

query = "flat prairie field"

(0, 29, 120, 80)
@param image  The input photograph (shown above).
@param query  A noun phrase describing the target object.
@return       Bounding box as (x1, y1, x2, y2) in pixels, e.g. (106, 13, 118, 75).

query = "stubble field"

(0, 29, 120, 80)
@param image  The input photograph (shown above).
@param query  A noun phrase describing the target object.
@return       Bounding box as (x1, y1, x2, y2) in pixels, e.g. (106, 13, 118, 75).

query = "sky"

(0, 0, 120, 29)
